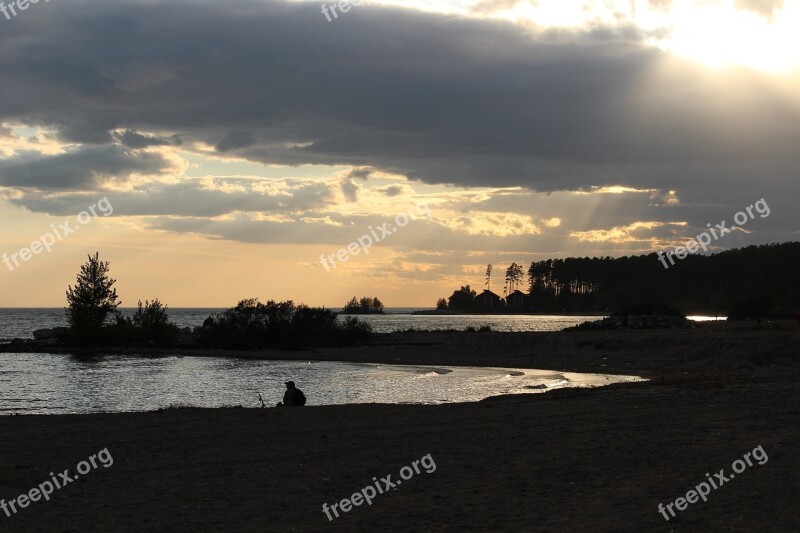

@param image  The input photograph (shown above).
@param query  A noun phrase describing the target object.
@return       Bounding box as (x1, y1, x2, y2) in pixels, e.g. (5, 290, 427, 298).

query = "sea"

(0, 309, 666, 415)
(0, 308, 605, 341)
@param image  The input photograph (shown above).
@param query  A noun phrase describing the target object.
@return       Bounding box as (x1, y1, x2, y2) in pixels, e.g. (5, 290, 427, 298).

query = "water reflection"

(0, 353, 643, 415)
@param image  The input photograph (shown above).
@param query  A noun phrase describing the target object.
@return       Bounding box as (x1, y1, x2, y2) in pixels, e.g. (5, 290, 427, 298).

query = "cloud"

(215, 130, 255, 152)
(340, 177, 360, 201)
(8, 177, 337, 216)
(345, 167, 376, 181)
(471, 0, 527, 15)
(734, 0, 783, 19)
(648, 0, 672, 12)
(0, 145, 179, 190)
(376, 184, 412, 197)
(0, 0, 794, 199)
(114, 130, 181, 148)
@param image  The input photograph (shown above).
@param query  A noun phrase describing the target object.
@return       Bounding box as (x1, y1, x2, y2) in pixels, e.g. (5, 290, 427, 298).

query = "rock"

(52, 327, 69, 338)
(181, 327, 192, 334)
(8, 338, 30, 351)
(568, 313, 687, 331)
(33, 328, 55, 340)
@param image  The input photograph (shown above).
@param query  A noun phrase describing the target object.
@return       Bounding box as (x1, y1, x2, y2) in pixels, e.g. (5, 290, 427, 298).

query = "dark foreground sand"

(1, 322, 798, 532)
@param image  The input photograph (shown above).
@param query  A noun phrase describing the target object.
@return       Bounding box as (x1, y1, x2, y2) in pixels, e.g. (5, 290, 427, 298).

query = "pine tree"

(65, 252, 120, 337)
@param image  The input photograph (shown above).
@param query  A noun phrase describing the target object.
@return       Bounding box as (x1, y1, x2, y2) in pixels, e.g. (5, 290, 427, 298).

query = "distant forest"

(441, 242, 800, 317)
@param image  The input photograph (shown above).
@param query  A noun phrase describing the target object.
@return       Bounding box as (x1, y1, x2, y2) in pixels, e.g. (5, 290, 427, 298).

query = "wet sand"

(1, 322, 798, 531)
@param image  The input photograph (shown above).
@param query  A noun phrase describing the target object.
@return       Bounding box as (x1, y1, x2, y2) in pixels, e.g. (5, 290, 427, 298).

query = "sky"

(0, 0, 798, 307)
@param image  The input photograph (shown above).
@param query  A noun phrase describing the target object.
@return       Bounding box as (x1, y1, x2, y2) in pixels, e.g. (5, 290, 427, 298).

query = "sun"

(660, 1, 800, 74)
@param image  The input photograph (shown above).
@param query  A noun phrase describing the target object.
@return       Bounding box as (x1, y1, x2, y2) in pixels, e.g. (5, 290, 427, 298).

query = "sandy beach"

(1, 322, 798, 531)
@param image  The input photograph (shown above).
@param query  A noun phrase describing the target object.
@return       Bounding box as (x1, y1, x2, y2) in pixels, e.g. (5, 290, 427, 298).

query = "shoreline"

(3, 320, 796, 377)
(1, 323, 797, 530)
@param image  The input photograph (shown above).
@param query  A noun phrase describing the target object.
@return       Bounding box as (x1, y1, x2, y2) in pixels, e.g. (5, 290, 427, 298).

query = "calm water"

(0, 308, 605, 341)
(0, 352, 642, 415)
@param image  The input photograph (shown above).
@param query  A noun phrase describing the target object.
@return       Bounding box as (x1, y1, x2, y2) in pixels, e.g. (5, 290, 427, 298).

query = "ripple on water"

(0, 352, 643, 415)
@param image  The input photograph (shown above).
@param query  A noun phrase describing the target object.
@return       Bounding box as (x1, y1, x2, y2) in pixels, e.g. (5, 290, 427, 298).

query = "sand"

(0, 321, 798, 531)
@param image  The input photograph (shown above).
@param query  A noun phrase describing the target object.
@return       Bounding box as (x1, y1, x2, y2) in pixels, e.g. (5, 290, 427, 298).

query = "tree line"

(437, 242, 800, 317)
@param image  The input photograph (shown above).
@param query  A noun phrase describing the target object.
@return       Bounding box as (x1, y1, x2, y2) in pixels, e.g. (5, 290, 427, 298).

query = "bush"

(335, 316, 373, 345)
(133, 300, 179, 344)
(200, 299, 373, 349)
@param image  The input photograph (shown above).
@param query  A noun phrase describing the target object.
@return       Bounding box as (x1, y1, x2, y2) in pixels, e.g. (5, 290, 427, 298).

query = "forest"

(440, 242, 800, 317)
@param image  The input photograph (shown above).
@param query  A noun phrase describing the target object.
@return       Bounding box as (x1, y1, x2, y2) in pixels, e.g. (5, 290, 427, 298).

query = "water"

(0, 308, 219, 341)
(0, 352, 642, 415)
(0, 308, 606, 341)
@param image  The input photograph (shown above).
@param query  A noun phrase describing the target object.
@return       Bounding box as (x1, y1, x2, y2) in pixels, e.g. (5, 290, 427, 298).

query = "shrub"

(335, 316, 373, 345)
(200, 299, 373, 349)
(133, 299, 179, 344)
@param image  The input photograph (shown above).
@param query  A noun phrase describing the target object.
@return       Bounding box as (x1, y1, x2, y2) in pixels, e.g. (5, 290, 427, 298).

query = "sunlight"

(475, 0, 800, 74)
(661, 1, 800, 73)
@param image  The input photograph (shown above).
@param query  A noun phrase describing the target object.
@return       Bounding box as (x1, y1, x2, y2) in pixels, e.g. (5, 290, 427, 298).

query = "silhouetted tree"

(522, 243, 800, 316)
(447, 285, 476, 310)
(343, 296, 384, 314)
(65, 252, 120, 339)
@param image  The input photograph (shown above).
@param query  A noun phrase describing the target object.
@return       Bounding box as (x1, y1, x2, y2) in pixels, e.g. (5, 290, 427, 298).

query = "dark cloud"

(0, 146, 176, 190)
(0, 0, 796, 209)
(9, 178, 336, 216)
(215, 130, 255, 152)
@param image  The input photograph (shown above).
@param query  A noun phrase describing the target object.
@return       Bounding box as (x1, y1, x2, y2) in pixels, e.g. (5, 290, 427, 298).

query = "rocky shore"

(565, 313, 691, 330)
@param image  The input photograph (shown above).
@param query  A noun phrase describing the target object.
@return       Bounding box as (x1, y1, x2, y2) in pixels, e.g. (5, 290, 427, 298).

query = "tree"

(436, 297, 448, 310)
(485, 264, 493, 291)
(513, 263, 524, 291)
(447, 285, 476, 310)
(359, 297, 373, 312)
(343, 296, 360, 313)
(343, 296, 384, 314)
(65, 252, 120, 338)
(504, 262, 524, 293)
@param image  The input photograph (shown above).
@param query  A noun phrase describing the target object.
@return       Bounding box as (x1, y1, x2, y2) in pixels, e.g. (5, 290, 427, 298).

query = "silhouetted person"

(280, 381, 306, 407)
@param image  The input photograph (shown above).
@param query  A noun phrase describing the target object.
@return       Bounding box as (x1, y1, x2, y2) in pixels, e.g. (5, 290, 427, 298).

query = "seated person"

(280, 380, 306, 407)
